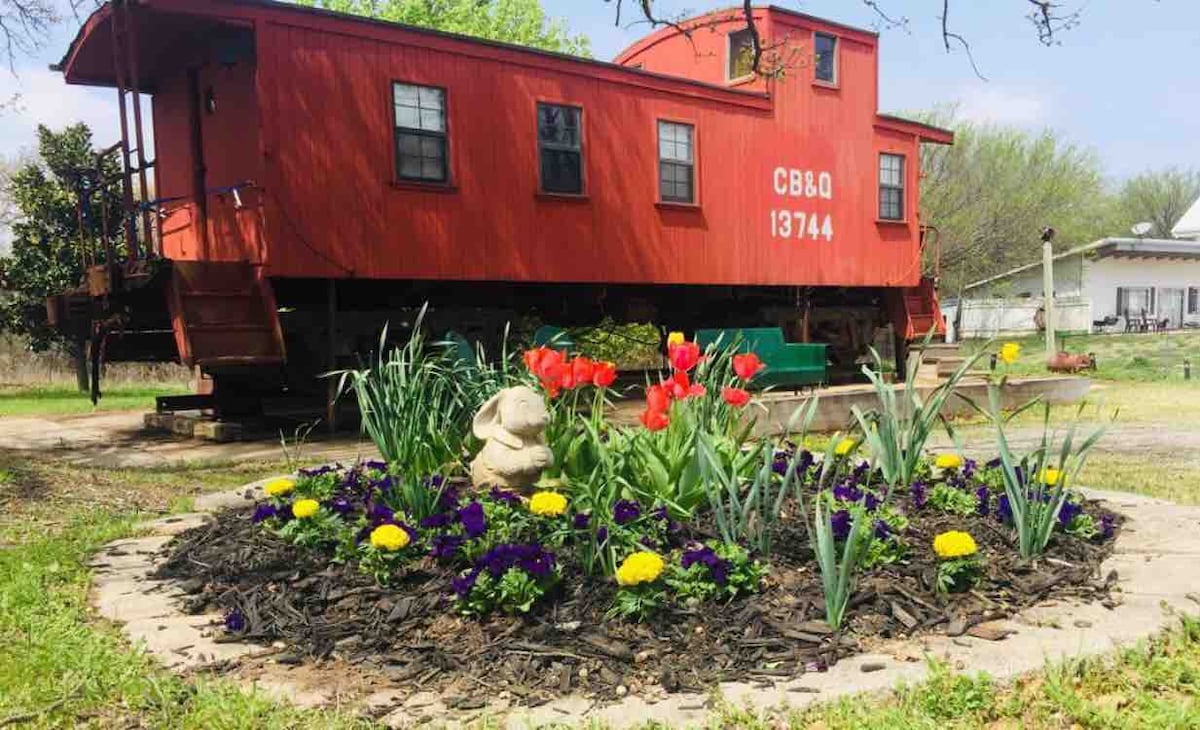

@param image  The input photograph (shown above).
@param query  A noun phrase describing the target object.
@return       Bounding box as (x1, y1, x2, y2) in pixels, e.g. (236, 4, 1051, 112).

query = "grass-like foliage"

(332, 305, 504, 478)
(805, 435, 873, 630)
(852, 335, 985, 501)
(965, 385, 1111, 558)
(697, 397, 819, 554)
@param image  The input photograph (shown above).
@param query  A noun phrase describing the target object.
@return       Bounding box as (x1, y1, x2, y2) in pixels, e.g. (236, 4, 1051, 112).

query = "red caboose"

(53, 0, 950, 411)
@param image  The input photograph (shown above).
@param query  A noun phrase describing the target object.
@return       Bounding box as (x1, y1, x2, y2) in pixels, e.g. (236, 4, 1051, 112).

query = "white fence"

(950, 297, 1093, 339)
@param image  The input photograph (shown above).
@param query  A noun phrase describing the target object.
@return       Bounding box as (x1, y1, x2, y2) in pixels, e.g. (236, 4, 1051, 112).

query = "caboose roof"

(55, 0, 951, 143)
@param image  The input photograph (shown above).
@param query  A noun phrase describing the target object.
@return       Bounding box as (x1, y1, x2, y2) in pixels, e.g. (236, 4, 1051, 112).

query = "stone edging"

(90, 482, 1200, 728)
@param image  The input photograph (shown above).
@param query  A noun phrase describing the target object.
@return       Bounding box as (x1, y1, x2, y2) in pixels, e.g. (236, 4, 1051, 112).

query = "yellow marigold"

(264, 477, 295, 497)
(528, 491, 568, 517)
(933, 531, 978, 559)
(999, 342, 1021, 365)
(616, 551, 665, 587)
(370, 524, 410, 552)
(667, 331, 686, 347)
(935, 453, 964, 470)
(834, 438, 857, 457)
(292, 499, 320, 519)
(1040, 467, 1061, 486)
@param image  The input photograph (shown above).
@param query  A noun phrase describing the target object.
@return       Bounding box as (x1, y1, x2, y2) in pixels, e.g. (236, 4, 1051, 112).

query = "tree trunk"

(69, 339, 89, 394)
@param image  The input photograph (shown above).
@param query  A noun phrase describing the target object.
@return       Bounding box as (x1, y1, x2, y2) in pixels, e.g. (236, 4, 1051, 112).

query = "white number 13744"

(770, 210, 833, 242)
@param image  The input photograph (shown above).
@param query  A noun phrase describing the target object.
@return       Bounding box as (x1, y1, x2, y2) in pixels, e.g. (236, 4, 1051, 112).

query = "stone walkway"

(91, 482, 1200, 728)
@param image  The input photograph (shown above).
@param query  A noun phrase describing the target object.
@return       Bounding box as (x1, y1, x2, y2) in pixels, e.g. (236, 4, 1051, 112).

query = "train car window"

(727, 28, 755, 80)
(393, 83, 447, 182)
(538, 103, 583, 194)
(658, 121, 695, 204)
(814, 33, 838, 84)
(878, 153, 905, 221)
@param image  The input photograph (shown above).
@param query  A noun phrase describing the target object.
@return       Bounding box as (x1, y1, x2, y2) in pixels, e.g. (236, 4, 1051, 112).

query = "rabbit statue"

(469, 385, 553, 491)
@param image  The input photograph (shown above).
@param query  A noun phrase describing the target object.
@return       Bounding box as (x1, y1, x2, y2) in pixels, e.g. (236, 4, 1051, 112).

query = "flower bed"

(155, 330, 1121, 704)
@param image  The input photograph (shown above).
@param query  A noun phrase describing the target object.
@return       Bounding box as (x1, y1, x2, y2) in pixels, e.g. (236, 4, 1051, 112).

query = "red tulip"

(571, 356, 595, 386)
(665, 371, 706, 400)
(668, 341, 701, 372)
(640, 408, 670, 431)
(592, 361, 617, 388)
(732, 352, 765, 381)
(722, 386, 752, 408)
(559, 368, 576, 390)
(645, 383, 671, 413)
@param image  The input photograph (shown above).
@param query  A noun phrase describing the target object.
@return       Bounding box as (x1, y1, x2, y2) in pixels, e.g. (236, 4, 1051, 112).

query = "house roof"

(963, 237, 1200, 291)
(1172, 195, 1200, 239)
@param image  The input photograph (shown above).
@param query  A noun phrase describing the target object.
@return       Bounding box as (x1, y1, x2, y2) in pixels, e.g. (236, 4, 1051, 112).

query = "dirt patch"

(154, 498, 1119, 708)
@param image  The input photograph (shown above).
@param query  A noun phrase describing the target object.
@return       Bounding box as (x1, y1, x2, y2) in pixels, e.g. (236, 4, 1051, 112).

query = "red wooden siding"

(63, 0, 951, 290)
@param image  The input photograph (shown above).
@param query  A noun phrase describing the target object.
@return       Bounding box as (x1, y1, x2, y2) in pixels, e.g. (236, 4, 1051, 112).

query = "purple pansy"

(489, 487, 522, 506)
(613, 500, 641, 525)
(430, 533, 465, 559)
(830, 509, 851, 541)
(458, 501, 487, 538)
(873, 518, 891, 540)
(224, 609, 246, 633)
(367, 502, 395, 525)
(1058, 500, 1082, 528)
(975, 486, 990, 517)
(833, 482, 862, 504)
(419, 512, 455, 529)
(251, 503, 278, 523)
(596, 526, 609, 545)
(997, 494, 1013, 524)
(573, 512, 591, 530)
(910, 480, 928, 509)
(1100, 513, 1116, 539)
(451, 567, 481, 598)
(681, 544, 729, 586)
(864, 492, 881, 512)
(328, 496, 355, 515)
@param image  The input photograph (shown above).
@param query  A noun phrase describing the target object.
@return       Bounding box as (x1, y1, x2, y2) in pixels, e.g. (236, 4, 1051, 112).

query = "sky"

(0, 0, 1196, 185)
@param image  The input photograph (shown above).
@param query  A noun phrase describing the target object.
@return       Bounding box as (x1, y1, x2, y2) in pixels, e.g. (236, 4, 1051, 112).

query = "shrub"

(332, 305, 496, 478)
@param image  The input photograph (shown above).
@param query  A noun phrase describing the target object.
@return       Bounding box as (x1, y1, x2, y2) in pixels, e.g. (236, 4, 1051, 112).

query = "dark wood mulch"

(154, 501, 1119, 706)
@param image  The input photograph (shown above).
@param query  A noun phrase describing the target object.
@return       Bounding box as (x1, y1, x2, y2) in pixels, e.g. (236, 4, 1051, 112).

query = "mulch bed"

(154, 500, 1120, 707)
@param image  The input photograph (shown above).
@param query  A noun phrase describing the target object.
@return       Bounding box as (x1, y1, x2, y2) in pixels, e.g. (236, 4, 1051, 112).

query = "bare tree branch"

(0, 0, 58, 72)
(939, 0, 987, 81)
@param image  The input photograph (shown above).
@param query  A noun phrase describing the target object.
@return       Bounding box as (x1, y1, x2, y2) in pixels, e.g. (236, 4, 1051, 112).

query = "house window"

(393, 83, 447, 182)
(658, 121, 695, 204)
(728, 28, 755, 80)
(1189, 287, 1199, 315)
(1117, 287, 1154, 317)
(537, 103, 583, 195)
(814, 32, 837, 83)
(878, 153, 905, 221)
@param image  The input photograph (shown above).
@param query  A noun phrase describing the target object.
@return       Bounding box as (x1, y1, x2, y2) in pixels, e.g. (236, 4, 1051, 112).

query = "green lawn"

(0, 383, 189, 417)
(960, 329, 1200, 382)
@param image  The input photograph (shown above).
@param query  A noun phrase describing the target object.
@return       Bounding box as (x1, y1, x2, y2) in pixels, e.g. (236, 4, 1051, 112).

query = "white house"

(953, 237, 1200, 338)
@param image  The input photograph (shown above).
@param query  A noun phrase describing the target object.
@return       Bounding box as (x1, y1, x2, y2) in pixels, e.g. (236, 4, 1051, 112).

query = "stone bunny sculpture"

(470, 385, 553, 491)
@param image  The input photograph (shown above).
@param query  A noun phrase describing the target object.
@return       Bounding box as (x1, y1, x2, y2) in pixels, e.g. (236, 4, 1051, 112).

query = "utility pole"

(1041, 226, 1057, 356)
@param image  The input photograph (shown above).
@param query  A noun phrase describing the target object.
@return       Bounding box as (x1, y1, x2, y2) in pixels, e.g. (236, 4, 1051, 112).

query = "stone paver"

(87, 482, 1200, 727)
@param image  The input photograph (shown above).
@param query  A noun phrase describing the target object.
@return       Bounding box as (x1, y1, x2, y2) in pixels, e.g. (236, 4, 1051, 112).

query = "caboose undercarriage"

(49, 257, 942, 422)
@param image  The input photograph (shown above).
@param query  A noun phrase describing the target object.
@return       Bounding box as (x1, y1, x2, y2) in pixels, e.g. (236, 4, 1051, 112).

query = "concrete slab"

(90, 483, 1200, 727)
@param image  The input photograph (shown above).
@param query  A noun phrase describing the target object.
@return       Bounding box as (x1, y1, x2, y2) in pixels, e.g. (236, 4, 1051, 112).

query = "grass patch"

(713, 616, 1200, 728)
(0, 383, 189, 417)
(0, 506, 374, 728)
(961, 330, 1200, 382)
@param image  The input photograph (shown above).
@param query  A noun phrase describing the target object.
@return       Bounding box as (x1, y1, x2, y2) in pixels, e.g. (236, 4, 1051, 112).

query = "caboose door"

(193, 26, 265, 264)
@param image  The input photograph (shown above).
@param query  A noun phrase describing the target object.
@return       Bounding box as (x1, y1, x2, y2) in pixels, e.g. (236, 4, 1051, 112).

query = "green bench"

(695, 327, 826, 388)
(532, 325, 576, 351)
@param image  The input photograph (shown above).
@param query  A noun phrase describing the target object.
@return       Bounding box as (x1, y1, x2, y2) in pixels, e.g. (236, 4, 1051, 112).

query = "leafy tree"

(296, 0, 590, 55)
(917, 109, 1116, 292)
(0, 123, 124, 390)
(1113, 168, 1200, 239)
